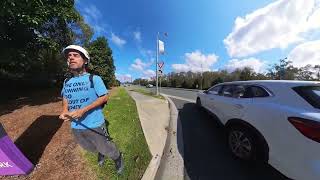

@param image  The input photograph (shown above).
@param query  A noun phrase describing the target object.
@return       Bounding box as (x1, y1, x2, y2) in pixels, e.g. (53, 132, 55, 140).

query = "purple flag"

(0, 123, 34, 176)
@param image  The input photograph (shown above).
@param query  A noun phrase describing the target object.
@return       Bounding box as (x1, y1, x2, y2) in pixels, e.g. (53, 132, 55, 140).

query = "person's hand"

(59, 113, 72, 122)
(68, 109, 86, 120)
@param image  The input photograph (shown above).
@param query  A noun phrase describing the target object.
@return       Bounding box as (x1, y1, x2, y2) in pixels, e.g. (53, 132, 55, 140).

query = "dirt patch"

(0, 90, 96, 180)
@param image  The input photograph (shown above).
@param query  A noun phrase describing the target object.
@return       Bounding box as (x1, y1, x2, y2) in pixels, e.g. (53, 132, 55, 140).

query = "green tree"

(0, 0, 96, 88)
(87, 37, 116, 88)
(267, 59, 298, 80)
(314, 65, 320, 80)
(71, 16, 93, 46)
(211, 77, 224, 86)
(296, 65, 314, 81)
(239, 67, 256, 81)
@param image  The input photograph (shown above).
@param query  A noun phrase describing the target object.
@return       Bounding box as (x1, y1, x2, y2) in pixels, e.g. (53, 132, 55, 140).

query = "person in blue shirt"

(59, 45, 124, 174)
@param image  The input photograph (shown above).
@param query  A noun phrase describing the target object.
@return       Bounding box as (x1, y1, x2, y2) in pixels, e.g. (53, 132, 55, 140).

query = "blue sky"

(76, 0, 320, 82)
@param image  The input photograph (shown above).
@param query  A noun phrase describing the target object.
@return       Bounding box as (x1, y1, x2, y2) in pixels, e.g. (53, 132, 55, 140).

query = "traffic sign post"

(157, 62, 164, 93)
(158, 61, 164, 69)
(156, 32, 167, 95)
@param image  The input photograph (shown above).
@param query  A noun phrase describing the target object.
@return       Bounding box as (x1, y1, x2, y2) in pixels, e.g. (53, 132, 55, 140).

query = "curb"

(154, 94, 185, 180)
(126, 89, 170, 180)
(126, 88, 185, 180)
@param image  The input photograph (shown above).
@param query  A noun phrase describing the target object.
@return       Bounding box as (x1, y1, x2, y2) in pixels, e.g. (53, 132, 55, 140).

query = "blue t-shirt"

(61, 73, 108, 129)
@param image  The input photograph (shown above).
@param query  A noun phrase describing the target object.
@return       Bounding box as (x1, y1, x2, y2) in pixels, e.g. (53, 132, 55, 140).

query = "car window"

(221, 85, 234, 97)
(233, 85, 246, 98)
(208, 85, 222, 95)
(249, 86, 269, 97)
(293, 86, 320, 109)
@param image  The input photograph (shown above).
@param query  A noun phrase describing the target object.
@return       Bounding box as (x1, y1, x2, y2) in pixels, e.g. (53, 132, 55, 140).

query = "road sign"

(158, 61, 164, 69)
(158, 69, 163, 76)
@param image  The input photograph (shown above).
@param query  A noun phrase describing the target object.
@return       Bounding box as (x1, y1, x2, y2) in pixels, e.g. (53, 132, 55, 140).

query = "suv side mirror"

(203, 90, 208, 94)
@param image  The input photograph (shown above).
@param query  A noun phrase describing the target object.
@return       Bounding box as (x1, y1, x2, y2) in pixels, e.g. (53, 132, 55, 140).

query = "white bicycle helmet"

(62, 45, 90, 63)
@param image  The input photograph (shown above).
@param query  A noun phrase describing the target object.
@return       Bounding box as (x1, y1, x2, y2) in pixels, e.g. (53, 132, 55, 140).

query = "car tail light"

(288, 117, 320, 143)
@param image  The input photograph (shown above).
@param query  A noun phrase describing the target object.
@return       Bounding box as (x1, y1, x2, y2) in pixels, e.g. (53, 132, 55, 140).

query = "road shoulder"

(155, 95, 185, 180)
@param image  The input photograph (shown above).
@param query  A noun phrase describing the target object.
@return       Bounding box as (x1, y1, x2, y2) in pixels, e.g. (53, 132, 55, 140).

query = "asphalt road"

(143, 86, 199, 102)
(171, 98, 289, 180)
(137, 86, 289, 179)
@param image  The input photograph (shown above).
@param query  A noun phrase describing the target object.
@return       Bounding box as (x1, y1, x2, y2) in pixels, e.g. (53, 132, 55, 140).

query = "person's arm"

(62, 97, 69, 113)
(59, 98, 71, 121)
(67, 94, 108, 120)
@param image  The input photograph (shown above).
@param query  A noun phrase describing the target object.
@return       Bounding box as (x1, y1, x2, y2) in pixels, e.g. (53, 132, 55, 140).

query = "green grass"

(83, 87, 152, 180)
(130, 88, 165, 100)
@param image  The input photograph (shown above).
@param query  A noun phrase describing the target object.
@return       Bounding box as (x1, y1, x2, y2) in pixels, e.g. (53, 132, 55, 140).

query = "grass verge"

(130, 88, 165, 100)
(83, 87, 152, 180)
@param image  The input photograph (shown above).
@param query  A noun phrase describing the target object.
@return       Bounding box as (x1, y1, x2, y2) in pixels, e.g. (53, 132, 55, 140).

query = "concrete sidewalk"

(127, 90, 170, 180)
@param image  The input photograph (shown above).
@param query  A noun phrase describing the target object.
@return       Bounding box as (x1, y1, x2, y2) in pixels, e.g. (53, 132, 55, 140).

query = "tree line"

(1, 0, 118, 90)
(133, 59, 320, 90)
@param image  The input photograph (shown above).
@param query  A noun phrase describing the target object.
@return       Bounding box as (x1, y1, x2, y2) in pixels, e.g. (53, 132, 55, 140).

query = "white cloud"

(130, 58, 152, 71)
(116, 74, 132, 82)
(83, 5, 102, 21)
(224, 58, 266, 73)
(143, 69, 155, 78)
(288, 40, 320, 67)
(171, 64, 190, 73)
(138, 47, 154, 60)
(111, 33, 126, 47)
(132, 30, 154, 59)
(81, 5, 107, 34)
(224, 0, 320, 58)
(133, 31, 141, 42)
(172, 50, 219, 73)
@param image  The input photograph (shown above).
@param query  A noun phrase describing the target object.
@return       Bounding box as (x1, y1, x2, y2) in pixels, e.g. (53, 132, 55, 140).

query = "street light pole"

(156, 32, 159, 95)
(200, 63, 203, 90)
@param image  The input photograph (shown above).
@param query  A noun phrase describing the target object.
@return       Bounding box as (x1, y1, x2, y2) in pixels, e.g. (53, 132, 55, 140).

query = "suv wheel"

(227, 125, 268, 162)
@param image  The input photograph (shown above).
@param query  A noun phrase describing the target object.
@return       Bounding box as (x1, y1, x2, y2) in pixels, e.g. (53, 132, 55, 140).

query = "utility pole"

(159, 76, 161, 94)
(200, 63, 203, 90)
(156, 32, 167, 95)
(156, 32, 159, 95)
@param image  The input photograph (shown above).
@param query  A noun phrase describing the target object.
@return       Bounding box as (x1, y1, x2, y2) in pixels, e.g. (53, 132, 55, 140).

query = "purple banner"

(0, 123, 34, 176)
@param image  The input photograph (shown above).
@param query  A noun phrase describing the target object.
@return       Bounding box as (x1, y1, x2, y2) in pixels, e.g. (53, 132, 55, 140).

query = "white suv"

(196, 80, 320, 180)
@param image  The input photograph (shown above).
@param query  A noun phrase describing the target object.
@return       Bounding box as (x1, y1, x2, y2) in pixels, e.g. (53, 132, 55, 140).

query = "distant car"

(196, 80, 320, 180)
(146, 84, 154, 88)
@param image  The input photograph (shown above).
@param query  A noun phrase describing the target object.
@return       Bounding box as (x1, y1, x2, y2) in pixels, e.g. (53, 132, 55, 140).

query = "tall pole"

(160, 76, 162, 94)
(156, 32, 159, 95)
(200, 63, 203, 90)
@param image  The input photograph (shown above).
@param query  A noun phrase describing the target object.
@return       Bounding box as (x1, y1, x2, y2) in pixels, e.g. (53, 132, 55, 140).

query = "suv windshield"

(293, 86, 320, 109)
